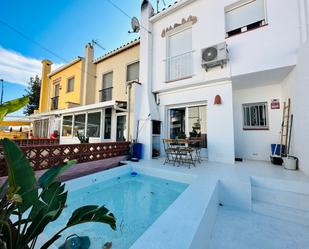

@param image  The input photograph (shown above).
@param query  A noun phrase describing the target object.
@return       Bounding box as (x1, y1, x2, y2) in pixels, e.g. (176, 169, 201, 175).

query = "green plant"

(0, 139, 116, 249)
(76, 132, 89, 144)
(177, 132, 186, 139)
(0, 96, 30, 121)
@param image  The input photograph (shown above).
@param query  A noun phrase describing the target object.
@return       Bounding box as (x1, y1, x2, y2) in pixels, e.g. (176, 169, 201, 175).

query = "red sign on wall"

(271, 99, 280, 109)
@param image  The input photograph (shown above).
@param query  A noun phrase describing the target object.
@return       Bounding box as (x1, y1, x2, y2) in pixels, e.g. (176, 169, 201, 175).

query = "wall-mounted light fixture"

(214, 95, 222, 105)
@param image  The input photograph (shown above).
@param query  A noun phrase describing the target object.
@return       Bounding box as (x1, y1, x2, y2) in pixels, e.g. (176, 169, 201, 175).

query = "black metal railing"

(99, 87, 113, 102)
(51, 96, 59, 110)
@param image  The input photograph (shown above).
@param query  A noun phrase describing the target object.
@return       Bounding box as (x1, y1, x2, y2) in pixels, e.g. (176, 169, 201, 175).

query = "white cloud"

(0, 47, 62, 86)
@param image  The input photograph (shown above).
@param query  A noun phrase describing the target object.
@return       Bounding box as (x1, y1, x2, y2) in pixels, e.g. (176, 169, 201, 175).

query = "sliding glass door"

(168, 104, 207, 148)
(116, 115, 127, 142)
(170, 108, 186, 139)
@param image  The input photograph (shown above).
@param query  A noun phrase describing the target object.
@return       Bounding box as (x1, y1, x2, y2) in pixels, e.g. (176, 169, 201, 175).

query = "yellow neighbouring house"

(32, 39, 140, 144)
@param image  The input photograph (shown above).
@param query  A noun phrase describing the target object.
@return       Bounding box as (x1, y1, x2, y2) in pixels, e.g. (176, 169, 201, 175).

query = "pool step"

(251, 176, 309, 195)
(252, 200, 309, 226)
(250, 176, 309, 226)
(252, 186, 309, 212)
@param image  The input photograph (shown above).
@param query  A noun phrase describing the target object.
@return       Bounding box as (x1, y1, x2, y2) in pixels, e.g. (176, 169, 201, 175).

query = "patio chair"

(188, 138, 202, 163)
(176, 147, 196, 168)
(163, 139, 177, 165)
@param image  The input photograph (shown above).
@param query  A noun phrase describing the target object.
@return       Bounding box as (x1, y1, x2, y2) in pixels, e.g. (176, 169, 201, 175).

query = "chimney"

(39, 59, 53, 113)
(81, 43, 96, 105)
(134, 0, 159, 159)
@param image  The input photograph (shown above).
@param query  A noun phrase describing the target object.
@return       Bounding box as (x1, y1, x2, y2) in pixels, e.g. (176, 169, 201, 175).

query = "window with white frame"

(67, 77, 75, 92)
(73, 114, 86, 136)
(62, 115, 73, 136)
(166, 28, 192, 82)
(87, 112, 101, 138)
(242, 102, 268, 130)
(225, 0, 266, 37)
(104, 108, 112, 139)
(127, 61, 139, 82)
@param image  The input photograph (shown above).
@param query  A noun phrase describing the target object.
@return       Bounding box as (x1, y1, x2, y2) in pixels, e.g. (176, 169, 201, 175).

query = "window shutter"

(103, 72, 113, 88)
(168, 28, 192, 57)
(225, 0, 265, 32)
(127, 62, 139, 82)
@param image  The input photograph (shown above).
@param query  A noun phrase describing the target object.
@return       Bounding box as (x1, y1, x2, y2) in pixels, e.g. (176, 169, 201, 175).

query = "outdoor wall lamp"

(214, 95, 222, 105)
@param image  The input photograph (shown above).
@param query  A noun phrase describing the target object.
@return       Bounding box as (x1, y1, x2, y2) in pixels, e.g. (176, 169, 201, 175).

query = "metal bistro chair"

(173, 139, 195, 168)
(177, 146, 196, 168)
(163, 139, 178, 165)
(188, 138, 203, 163)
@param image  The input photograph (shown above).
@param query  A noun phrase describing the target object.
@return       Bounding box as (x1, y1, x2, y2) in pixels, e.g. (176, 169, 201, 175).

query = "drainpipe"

(126, 81, 142, 142)
(127, 84, 132, 142)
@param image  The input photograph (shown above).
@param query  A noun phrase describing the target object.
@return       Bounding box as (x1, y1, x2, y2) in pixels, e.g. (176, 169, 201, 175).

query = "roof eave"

(94, 39, 140, 64)
(150, 0, 197, 23)
(48, 57, 83, 78)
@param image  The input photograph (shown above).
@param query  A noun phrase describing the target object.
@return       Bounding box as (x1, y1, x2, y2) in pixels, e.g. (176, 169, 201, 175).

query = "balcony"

(51, 96, 59, 110)
(166, 51, 193, 82)
(99, 87, 113, 102)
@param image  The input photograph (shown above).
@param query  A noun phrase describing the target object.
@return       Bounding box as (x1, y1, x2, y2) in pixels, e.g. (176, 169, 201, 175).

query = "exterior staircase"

(251, 176, 309, 226)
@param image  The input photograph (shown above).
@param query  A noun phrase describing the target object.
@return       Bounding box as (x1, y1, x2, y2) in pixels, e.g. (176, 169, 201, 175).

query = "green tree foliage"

(23, 75, 41, 116)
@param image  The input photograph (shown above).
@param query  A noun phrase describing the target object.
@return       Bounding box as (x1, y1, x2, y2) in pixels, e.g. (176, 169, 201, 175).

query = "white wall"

(233, 84, 282, 161)
(139, 0, 302, 163)
(282, 40, 309, 175)
(150, 0, 300, 93)
(159, 81, 235, 164)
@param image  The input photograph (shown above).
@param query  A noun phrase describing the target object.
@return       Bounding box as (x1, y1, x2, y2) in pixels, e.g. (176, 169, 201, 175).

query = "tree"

(23, 75, 41, 116)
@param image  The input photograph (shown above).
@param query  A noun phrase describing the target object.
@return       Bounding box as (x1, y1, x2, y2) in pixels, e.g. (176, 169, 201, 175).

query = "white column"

(137, 1, 160, 160)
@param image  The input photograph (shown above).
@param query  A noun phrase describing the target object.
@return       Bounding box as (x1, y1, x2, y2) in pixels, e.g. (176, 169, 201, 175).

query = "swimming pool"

(44, 173, 188, 249)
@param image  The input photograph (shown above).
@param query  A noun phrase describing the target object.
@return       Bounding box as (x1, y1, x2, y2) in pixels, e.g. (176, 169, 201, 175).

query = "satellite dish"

(130, 17, 140, 33)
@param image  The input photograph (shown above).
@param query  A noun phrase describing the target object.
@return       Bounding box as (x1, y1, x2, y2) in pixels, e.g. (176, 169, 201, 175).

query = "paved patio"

(137, 157, 309, 183)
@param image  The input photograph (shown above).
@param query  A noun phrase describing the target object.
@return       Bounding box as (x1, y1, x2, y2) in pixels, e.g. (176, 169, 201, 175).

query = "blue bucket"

(133, 143, 143, 159)
(271, 144, 286, 156)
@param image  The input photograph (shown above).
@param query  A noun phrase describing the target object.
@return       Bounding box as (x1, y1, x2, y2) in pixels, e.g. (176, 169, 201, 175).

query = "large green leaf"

(0, 96, 29, 121)
(67, 205, 116, 230)
(24, 182, 67, 244)
(38, 160, 76, 188)
(40, 234, 61, 249)
(22, 205, 60, 244)
(30, 182, 67, 221)
(2, 138, 38, 212)
(42, 205, 116, 249)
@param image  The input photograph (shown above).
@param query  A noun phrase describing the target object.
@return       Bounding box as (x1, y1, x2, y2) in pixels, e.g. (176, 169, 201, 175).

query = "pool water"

(44, 173, 188, 249)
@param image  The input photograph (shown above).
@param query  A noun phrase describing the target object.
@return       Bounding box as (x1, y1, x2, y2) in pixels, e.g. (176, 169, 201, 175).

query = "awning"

(30, 100, 127, 119)
(0, 121, 32, 126)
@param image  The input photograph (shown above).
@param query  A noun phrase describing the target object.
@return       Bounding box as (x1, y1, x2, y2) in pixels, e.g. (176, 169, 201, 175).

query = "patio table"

(163, 139, 201, 168)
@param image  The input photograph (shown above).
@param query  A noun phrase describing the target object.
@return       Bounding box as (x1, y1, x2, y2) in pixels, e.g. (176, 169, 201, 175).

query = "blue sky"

(0, 0, 174, 115)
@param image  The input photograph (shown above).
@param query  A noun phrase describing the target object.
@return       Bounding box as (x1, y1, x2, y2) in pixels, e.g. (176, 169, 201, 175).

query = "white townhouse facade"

(137, 0, 309, 174)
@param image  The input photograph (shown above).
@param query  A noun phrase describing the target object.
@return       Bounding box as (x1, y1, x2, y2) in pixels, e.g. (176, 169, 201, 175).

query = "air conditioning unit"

(201, 42, 228, 71)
